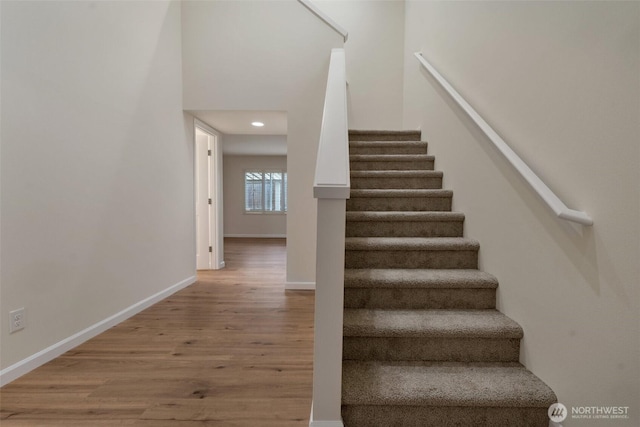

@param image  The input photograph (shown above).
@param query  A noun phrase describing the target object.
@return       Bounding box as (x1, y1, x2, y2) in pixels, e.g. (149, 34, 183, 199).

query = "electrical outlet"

(9, 308, 26, 333)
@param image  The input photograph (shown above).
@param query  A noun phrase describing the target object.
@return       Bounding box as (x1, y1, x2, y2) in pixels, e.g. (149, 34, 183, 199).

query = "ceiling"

(188, 110, 287, 135)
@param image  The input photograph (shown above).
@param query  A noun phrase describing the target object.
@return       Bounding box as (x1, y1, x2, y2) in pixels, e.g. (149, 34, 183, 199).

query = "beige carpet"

(341, 130, 556, 427)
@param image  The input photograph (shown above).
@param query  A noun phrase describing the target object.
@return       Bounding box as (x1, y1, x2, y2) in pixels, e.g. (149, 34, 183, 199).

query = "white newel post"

(311, 198, 347, 425)
(309, 48, 349, 427)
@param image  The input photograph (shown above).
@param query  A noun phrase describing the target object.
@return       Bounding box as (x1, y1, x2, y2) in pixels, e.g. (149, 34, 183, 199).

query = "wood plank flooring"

(0, 238, 315, 426)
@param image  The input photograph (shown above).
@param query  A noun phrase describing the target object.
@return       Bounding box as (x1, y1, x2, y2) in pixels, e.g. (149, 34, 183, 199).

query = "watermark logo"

(571, 405, 630, 420)
(549, 403, 631, 422)
(549, 403, 568, 422)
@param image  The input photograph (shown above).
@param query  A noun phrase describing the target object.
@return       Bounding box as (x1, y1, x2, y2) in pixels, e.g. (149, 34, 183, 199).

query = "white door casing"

(195, 129, 212, 270)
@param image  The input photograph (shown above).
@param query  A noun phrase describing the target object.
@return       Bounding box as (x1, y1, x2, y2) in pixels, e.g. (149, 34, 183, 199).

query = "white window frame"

(243, 169, 287, 215)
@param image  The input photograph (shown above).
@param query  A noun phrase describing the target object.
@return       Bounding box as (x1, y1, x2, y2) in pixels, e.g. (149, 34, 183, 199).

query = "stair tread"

(350, 154, 434, 161)
(342, 361, 557, 408)
(343, 309, 523, 338)
(344, 269, 498, 289)
(349, 141, 427, 146)
(350, 130, 421, 137)
(350, 189, 453, 198)
(350, 170, 442, 177)
(349, 129, 422, 135)
(347, 211, 464, 222)
(345, 237, 479, 251)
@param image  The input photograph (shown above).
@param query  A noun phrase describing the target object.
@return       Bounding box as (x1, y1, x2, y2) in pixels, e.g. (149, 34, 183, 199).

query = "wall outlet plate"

(9, 308, 26, 333)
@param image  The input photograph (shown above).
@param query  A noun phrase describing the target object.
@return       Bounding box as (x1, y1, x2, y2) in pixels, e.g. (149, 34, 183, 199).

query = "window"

(244, 170, 287, 213)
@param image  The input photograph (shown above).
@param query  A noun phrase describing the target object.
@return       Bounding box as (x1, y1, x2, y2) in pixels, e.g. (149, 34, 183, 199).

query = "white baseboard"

(309, 421, 344, 427)
(224, 234, 286, 238)
(309, 405, 344, 427)
(286, 281, 316, 290)
(0, 275, 197, 387)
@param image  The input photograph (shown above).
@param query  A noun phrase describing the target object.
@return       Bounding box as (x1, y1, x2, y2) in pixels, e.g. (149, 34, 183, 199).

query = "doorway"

(195, 120, 224, 270)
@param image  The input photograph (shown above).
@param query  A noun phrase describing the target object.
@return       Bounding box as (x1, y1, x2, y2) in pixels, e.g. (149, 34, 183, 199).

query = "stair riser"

(349, 145, 427, 155)
(350, 133, 421, 142)
(346, 221, 463, 237)
(341, 406, 551, 427)
(351, 176, 442, 189)
(347, 197, 452, 212)
(343, 337, 520, 362)
(344, 288, 496, 310)
(345, 250, 478, 269)
(351, 160, 435, 171)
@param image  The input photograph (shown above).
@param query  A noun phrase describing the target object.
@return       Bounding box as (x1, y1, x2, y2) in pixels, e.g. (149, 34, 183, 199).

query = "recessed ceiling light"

(251, 121, 264, 127)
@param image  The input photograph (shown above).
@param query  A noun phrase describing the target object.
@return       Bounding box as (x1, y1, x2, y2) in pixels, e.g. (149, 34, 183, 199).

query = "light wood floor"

(0, 238, 315, 426)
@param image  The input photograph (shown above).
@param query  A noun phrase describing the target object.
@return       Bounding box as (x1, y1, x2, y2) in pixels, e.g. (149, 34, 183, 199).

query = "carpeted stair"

(342, 130, 556, 427)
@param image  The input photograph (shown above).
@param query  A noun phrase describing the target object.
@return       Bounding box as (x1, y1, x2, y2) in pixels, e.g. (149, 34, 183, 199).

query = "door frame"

(194, 118, 225, 270)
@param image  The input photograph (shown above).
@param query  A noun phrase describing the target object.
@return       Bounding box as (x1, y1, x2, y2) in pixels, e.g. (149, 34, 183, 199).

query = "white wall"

(0, 1, 3, 345)
(403, 2, 639, 425)
(223, 155, 287, 238)
(182, 0, 343, 285)
(1, 1, 194, 374)
(223, 134, 287, 156)
(316, 0, 405, 130)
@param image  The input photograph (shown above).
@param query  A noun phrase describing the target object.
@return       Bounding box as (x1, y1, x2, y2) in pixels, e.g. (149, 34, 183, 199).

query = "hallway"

(0, 238, 315, 426)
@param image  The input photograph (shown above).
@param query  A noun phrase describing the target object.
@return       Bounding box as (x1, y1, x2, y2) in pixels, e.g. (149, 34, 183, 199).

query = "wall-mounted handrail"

(310, 48, 349, 427)
(414, 52, 593, 226)
(298, 0, 348, 42)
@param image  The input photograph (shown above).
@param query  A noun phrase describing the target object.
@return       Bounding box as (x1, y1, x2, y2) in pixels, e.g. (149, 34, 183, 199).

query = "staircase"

(341, 130, 556, 427)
